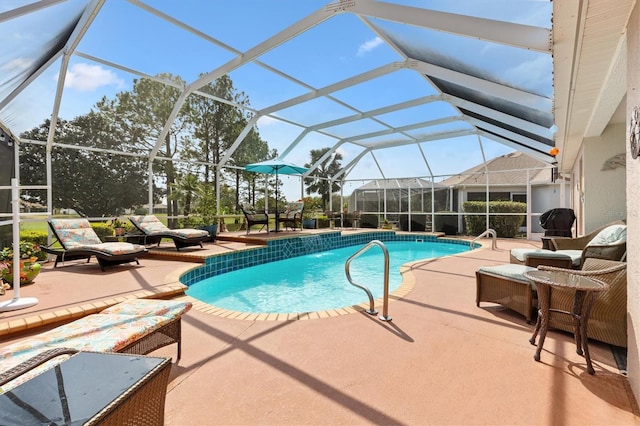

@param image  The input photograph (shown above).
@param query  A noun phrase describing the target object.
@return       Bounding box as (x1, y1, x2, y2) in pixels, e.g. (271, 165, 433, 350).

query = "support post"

(0, 179, 39, 312)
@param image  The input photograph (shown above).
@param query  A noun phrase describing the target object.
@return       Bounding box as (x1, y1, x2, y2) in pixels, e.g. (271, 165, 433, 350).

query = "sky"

(0, 0, 553, 202)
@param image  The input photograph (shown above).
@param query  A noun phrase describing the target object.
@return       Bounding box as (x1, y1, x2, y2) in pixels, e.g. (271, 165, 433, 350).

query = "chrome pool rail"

(471, 229, 497, 250)
(345, 240, 392, 322)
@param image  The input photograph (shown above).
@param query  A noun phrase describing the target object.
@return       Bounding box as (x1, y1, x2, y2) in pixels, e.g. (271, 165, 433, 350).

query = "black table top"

(0, 352, 168, 425)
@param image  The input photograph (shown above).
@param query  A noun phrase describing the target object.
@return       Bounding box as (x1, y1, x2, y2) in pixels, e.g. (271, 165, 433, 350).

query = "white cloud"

(1, 57, 33, 73)
(257, 115, 279, 127)
(357, 37, 383, 57)
(502, 55, 553, 97)
(59, 63, 125, 92)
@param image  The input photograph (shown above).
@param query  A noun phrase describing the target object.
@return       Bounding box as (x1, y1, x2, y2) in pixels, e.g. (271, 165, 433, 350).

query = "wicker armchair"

(510, 220, 626, 269)
(549, 220, 627, 265)
(538, 258, 628, 347)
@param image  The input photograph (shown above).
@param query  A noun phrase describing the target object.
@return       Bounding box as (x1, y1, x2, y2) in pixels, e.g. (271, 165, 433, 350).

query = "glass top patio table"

(0, 351, 170, 424)
(524, 269, 608, 374)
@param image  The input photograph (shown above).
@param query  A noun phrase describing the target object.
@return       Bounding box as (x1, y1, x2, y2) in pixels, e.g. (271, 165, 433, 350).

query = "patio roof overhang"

(552, 0, 634, 173)
(0, 0, 633, 183)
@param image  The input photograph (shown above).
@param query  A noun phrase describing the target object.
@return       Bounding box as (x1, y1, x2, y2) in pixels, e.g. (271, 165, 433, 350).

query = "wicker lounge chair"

(510, 221, 626, 269)
(538, 258, 628, 347)
(240, 204, 269, 234)
(129, 215, 209, 250)
(43, 218, 147, 271)
(278, 202, 304, 231)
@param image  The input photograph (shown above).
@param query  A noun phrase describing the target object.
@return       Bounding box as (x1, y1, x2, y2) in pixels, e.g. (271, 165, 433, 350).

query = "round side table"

(524, 269, 608, 375)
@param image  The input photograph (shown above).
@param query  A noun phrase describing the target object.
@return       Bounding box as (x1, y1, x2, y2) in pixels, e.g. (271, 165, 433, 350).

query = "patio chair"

(510, 221, 626, 269)
(128, 215, 210, 250)
(43, 218, 148, 271)
(325, 211, 342, 228)
(538, 258, 628, 347)
(348, 210, 362, 228)
(278, 202, 304, 231)
(240, 204, 269, 235)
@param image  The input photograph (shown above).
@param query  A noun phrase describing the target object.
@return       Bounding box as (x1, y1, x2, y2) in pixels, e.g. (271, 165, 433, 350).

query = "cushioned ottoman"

(476, 264, 537, 323)
(509, 248, 576, 268)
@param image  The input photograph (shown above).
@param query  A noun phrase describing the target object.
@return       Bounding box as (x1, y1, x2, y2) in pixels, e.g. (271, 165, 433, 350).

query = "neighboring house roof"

(355, 178, 443, 191)
(438, 152, 552, 187)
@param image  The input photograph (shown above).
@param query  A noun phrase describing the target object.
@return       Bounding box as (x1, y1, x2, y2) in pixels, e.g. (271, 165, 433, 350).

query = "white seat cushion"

(510, 248, 580, 267)
(478, 264, 536, 283)
(510, 248, 571, 262)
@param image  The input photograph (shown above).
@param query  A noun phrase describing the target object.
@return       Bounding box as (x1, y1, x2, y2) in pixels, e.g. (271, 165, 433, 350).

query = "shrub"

(1, 239, 47, 262)
(91, 222, 115, 241)
(19, 231, 48, 261)
(463, 201, 526, 238)
(317, 217, 329, 228)
(179, 216, 204, 228)
(20, 230, 48, 246)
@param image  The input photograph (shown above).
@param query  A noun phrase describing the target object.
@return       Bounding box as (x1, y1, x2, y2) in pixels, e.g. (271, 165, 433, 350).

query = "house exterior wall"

(626, 0, 640, 402)
(530, 183, 572, 234)
(570, 148, 585, 235)
(583, 123, 627, 232)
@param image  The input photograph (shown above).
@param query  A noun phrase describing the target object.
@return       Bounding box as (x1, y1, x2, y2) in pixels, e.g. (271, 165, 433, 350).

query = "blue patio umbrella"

(245, 159, 308, 229)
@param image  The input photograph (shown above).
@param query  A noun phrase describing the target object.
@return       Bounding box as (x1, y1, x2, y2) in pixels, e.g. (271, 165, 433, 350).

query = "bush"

(317, 217, 329, 228)
(20, 230, 48, 246)
(19, 231, 49, 261)
(91, 222, 115, 241)
(463, 201, 526, 237)
(179, 216, 204, 228)
(360, 214, 378, 228)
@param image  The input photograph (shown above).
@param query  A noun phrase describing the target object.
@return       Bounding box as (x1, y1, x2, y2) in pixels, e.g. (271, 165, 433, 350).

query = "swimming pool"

(186, 237, 472, 314)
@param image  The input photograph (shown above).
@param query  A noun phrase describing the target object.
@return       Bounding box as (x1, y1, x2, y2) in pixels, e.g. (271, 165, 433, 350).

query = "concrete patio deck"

(1, 230, 638, 425)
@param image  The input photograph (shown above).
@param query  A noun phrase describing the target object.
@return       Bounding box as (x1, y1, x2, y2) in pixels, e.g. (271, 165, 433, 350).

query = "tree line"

(17, 73, 343, 223)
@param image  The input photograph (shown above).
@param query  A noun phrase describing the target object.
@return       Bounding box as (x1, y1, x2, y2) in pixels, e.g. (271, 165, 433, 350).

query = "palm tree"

(304, 148, 343, 210)
(169, 173, 200, 216)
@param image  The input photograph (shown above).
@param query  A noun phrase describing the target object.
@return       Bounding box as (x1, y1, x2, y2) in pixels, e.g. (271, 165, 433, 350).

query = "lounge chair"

(240, 204, 269, 234)
(43, 218, 147, 271)
(510, 221, 626, 269)
(128, 215, 209, 250)
(278, 202, 304, 231)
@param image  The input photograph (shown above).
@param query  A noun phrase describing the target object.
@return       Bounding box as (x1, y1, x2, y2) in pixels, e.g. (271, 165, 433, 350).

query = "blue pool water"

(187, 240, 470, 314)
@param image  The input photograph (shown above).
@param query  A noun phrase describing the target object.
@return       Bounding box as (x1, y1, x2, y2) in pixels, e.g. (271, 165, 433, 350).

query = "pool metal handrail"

(471, 229, 497, 250)
(345, 239, 392, 321)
